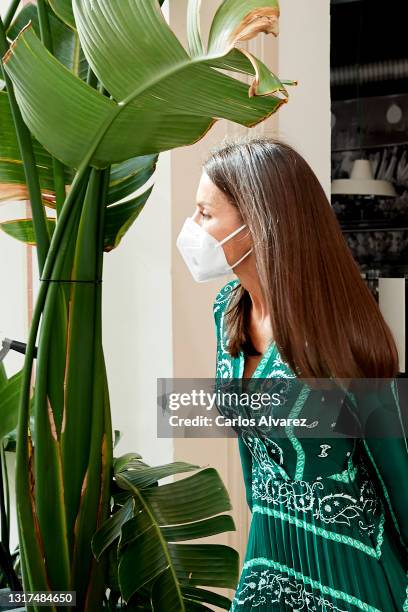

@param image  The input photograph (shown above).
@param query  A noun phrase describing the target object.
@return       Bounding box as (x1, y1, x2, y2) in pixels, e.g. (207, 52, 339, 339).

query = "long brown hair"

(203, 135, 399, 379)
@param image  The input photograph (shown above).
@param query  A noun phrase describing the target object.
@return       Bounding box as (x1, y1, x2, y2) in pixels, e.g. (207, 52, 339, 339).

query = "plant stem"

(14, 165, 91, 598)
(36, 0, 66, 215)
(32, 194, 86, 590)
(36, 0, 52, 49)
(76, 167, 113, 609)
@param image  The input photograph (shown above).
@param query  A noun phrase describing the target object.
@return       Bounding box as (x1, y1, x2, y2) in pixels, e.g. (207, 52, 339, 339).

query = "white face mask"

(176, 216, 253, 283)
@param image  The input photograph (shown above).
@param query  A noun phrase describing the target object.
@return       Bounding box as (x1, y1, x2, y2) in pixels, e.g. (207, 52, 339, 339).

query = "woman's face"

(193, 171, 252, 267)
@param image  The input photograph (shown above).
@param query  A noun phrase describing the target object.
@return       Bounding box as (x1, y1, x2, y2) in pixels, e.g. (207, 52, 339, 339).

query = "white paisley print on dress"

(230, 566, 348, 611)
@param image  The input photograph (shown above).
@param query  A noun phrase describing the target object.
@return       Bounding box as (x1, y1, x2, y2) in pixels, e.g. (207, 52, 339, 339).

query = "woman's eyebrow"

(197, 201, 213, 208)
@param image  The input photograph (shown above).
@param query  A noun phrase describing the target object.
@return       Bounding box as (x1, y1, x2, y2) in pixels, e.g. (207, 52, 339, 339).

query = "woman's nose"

(191, 209, 201, 224)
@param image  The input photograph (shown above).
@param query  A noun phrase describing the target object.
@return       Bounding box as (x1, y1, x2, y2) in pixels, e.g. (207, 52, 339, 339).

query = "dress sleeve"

(358, 378, 408, 554)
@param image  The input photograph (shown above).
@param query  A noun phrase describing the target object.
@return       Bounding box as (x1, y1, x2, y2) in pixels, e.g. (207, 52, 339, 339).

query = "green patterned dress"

(213, 279, 408, 612)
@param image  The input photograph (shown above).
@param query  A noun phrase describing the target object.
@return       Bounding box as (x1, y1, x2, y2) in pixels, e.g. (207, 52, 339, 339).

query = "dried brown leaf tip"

(2, 21, 33, 64)
(0, 183, 56, 205)
(229, 7, 280, 47)
(47, 396, 58, 441)
(0, 183, 28, 202)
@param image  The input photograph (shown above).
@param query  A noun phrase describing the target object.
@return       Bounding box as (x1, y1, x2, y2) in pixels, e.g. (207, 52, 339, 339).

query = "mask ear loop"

(230, 247, 253, 269)
(218, 224, 252, 267)
(218, 223, 247, 246)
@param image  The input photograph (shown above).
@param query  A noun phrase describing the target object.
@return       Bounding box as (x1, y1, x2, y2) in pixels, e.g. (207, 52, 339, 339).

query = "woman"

(176, 136, 408, 611)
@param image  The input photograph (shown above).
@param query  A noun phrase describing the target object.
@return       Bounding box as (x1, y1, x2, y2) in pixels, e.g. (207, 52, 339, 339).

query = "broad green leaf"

(0, 363, 7, 389)
(113, 452, 143, 474)
(113, 429, 122, 449)
(187, 0, 204, 57)
(118, 467, 231, 525)
(209, 47, 298, 92)
(183, 603, 214, 611)
(118, 507, 160, 553)
(107, 154, 158, 205)
(181, 585, 232, 610)
(0, 217, 56, 245)
(3, 26, 115, 169)
(106, 545, 120, 592)
(118, 512, 170, 603)
(91, 498, 134, 561)
(151, 569, 190, 612)
(48, 0, 166, 29)
(1, 186, 153, 251)
(167, 542, 238, 587)
(47, 0, 76, 30)
(0, 92, 72, 204)
(188, 604, 215, 611)
(104, 186, 153, 252)
(158, 514, 235, 542)
(3, 2, 292, 169)
(211, 47, 292, 97)
(114, 465, 237, 606)
(120, 535, 238, 602)
(0, 368, 23, 441)
(207, 0, 280, 54)
(115, 459, 203, 489)
(143, 467, 232, 524)
(8, 2, 88, 79)
(72, 0, 286, 105)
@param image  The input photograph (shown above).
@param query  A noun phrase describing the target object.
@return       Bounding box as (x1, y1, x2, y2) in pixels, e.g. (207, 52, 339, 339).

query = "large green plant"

(0, 0, 295, 609)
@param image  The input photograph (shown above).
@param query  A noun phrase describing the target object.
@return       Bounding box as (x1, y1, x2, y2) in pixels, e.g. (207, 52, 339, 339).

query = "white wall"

(278, 0, 331, 197)
(102, 151, 173, 465)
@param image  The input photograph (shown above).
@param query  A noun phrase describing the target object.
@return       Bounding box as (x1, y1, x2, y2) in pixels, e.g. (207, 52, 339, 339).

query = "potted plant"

(0, 1, 294, 609)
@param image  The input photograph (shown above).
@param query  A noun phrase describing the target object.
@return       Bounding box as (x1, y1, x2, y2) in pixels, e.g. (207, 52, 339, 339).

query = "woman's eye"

(200, 211, 211, 219)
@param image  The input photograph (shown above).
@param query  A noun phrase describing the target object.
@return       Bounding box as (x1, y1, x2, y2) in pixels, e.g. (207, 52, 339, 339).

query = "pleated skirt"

(230, 468, 408, 611)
